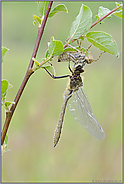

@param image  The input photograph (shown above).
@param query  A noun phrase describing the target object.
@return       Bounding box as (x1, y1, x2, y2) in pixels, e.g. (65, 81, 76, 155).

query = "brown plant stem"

(1, 1, 53, 145)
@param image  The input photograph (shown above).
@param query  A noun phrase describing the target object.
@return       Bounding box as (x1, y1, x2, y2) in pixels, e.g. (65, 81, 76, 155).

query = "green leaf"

(114, 3, 123, 19)
(69, 4, 92, 39)
(1, 80, 12, 98)
(63, 45, 81, 52)
(95, 15, 99, 20)
(115, 2, 123, 8)
(52, 40, 64, 56)
(63, 46, 87, 55)
(45, 48, 50, 59)
(97, 4, 123, 20)
(32, 57, 41, 72)
(48, 38, 55, 57)
(97, 6, 111, 19)
(113, 10, 123, 19)
(4, 134, 8, 145)
(1, 46, 9, 63)
(86, 31, 119, 56)
(37, 1, 49, 20)
(32, 57, 40, 66)
(1, 134, 10, 154)
(33, 14, 41, 27)
(5, 101, 15, 108)
(63, 47, 78, 52)
(48, 37, 64, 57)
(1, 80, 9, 96)
(49, 4, 68, 18)
(79, 36, 85, 41)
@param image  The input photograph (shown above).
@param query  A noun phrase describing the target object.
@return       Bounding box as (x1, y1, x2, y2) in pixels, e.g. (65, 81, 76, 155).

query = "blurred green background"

(1, 1, 122, 183)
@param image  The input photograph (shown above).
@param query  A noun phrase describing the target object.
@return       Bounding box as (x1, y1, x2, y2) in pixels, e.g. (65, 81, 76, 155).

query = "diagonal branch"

(91, 4, 122, 28)
(1, 1, 53, 145)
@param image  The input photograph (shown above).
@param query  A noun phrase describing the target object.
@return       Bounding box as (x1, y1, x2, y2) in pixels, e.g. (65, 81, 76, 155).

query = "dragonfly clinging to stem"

(43, 46, 105, 147)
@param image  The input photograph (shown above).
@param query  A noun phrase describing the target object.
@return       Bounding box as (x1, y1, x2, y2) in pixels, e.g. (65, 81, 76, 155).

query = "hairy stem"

(1, 1, 53, 145)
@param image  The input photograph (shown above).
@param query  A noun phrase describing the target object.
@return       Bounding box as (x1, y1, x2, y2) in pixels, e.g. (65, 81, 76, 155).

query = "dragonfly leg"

(93, 51, 105, 62)
(68, 60, 73, 73)
(43, 67, 70, 79)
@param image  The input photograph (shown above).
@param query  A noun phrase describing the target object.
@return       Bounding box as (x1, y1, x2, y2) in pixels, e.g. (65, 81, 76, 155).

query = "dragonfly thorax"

(70, 74, 83, 90)
(69, 65, 84, 90)
(73, 65, 84, 75)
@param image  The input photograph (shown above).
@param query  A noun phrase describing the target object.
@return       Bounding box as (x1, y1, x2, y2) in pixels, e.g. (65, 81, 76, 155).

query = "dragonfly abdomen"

(53, 120, 63, 147)
(53, 91, 72, 147)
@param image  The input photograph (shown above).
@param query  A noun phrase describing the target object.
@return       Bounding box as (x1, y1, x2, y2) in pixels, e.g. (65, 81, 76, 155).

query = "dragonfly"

(58, 39, 105, 66)
(43, 52, 105, 147)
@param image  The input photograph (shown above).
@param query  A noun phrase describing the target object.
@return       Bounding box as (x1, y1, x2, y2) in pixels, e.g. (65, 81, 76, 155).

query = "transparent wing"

(67, 86, 105, 140)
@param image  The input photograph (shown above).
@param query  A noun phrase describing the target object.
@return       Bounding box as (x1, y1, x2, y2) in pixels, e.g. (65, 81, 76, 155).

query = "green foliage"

(1, 79, 9, 97)
(114, 2, 123, 18)
(43, 36, 64, 61)
(1, 47, 14, 112)
(1, 134, 10, 155)
(69, 4, 92, 39)
(33, 2, 121, 59)
(49, 4, 68, 17)
(32, 57, 55, 75)
(96, 6, 112, 20)
(86, 31, 119, 56)
(48, 36, 64, 57)
(37, 1, 49, 19)
(32, 57, 40, 67)
(113, 9, 123, 19)
(33, 14, 41, 26)
(1, 46, 9, 63)
(4, 101, 15, 109)
(4, 134, 8, 145)
(63, 46, 85, 53)
(33, 37, 63, 73)
(96, 3, 123, 20)
(1, 46, 11, 153)
(33, 2, 50, 26)
(2, 2, 122, 108)
(65, 3, 121, 57)
(33, 2, 68, 27)
(33, 2, 121, 73)
(63, 47, 78, 52)
(1, 79, 14, 111)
